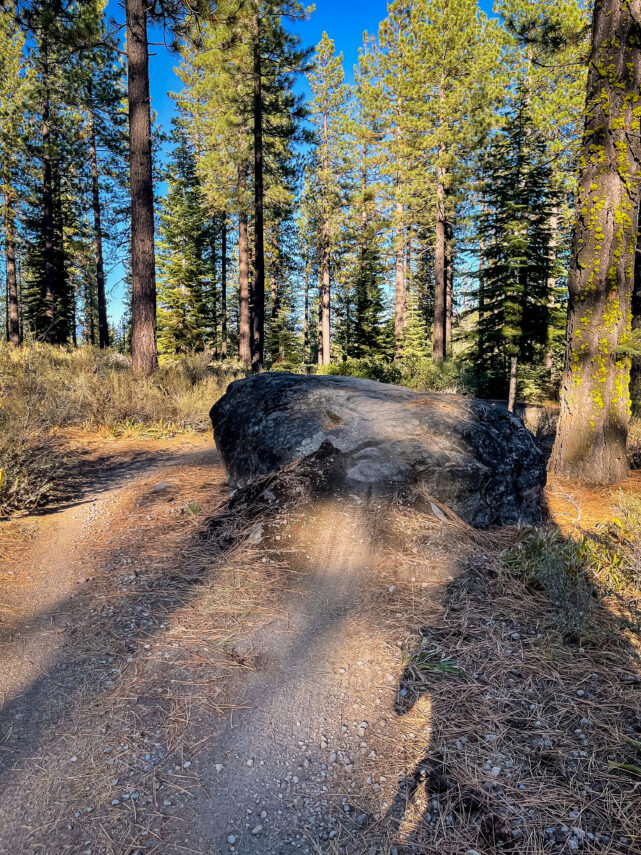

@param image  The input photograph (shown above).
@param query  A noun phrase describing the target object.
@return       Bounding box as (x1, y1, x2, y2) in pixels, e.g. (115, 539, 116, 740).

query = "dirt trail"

(0, 438, 213, 710)
(0, 436, 456, 855)
(3, 435, 637, 855)
(191, 503, 385, 852)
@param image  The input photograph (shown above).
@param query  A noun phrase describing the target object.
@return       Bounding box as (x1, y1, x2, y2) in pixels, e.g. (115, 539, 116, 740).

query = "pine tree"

(400, 289, 430, 360)
(307, 32, 349, 366)
(376, 1, 417, 355)
(156, 124, 213, 355)
(176, 0, 307, 368)
(349, 36, 386, 359)
(474, 96, 563, 401)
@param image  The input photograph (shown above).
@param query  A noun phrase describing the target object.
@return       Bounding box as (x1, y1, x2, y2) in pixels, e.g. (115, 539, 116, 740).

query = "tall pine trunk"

(317, 274, 323, 365)
(126, 0, 158, 376)
(445, 217, 453, 356)
(251, 6, 265, 371)
(550, 0, 641, 484)
(545, 201, 559, 374)
(405, 230, 411, 317)
(478, 198, 485, 361)
(4, 172, 19, 345)
(508, 356, 518, 413)
(433, 167, 447, 363)
(321, 230, 330, 364)
(631, 242, 641, 411)
(210, 228, 218, 358)
(88, 81, 109, 349)
(394, 200, 405, 357)
(221, 212, 227, 358)
(41, 45, 56, 341)
(52, 142, 68, 343)
(320, 110, 331, 365)
(238, 167, 251, 367)
(303, 260, 310, 363)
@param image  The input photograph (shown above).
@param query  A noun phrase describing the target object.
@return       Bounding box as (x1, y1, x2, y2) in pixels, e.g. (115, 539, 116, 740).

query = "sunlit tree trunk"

(550, 0, 641, 484)
(42, 42, 56, 340)
(251, 5, 265, 371)
(445, 216, 453, 356)
(238, 168, 251, 368)
(303, 260, 310, 363)
(433, 166, 447, 363)
(221, 212, 228, 359)
(4, 171, 19, 345)
(126, 0, 158, 375)
(394, 199, 405, 357)
(88, 81, 109, 349)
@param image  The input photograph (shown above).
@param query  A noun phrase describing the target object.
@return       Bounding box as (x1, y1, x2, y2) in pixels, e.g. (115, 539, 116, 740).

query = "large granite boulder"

(210, 373, 546, 527)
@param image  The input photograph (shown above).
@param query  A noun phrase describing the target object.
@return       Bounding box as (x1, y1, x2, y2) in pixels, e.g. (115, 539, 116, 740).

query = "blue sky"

(105, 0, 495, 324)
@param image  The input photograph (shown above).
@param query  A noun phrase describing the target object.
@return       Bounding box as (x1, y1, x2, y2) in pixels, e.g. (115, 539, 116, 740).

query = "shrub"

(399, 356, 470, 393)
(315, 355, 471, 393)
(317, 357, 402, 384)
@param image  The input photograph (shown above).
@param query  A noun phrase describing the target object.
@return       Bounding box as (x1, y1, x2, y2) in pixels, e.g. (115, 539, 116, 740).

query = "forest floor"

(0, 430, 640, 855)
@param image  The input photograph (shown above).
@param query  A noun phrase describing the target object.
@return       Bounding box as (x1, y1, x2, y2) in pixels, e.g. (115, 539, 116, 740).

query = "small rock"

(251, 824, 263, 836)
(227, 835, 236, 845)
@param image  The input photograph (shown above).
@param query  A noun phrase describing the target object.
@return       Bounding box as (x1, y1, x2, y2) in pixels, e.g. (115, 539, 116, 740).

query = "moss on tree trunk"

(550, 0, 641, 484)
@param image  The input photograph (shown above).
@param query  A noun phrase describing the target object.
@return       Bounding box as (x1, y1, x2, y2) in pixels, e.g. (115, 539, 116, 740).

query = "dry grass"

(0, 343, 245, 513)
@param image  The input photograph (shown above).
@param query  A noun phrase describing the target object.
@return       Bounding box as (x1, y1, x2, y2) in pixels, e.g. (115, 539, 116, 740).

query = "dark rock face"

(210, 373, 547, 527)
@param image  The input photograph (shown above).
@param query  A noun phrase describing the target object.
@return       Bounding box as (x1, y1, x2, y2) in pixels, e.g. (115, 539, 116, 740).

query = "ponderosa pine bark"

(251, 5, 265, 371)
(41, 46, 56, 340)
(4, 171, 19, 345)
(631, 241, 641, 410)
(433, 168, 447, 363)
(238, 166, 251, 367)
(221, 212, 228, 359)
(319, 106, 331, 366)
(545, 201, 559, 374)
(320, 228, 331, 364)
(317, 274, 324, 365)
(394, 200, 405, 357)
(88, 81, 109, 349)
(445, 217, 453, 356)
(126, 0, 158, 376)
(303, 260, 310, 363)
(550, 0, 641, 484)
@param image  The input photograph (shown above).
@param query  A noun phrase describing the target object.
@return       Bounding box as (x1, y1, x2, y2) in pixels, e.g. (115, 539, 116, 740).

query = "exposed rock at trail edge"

(210, 373, 546, 527)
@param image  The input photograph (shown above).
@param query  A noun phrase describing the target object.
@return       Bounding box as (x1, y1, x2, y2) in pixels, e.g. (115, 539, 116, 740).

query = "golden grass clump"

(0, 342, 245, 513)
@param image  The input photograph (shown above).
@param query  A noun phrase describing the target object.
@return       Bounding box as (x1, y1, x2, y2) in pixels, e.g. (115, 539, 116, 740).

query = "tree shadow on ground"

(27, 442, 217, 517)
(0, 445, 250, 853)
(374, 515, 641, 855)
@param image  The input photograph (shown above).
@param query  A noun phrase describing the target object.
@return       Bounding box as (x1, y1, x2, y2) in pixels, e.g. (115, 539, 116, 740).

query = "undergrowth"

(0, 344, 245, 513)
(503, 492, 641, 639)
(316, 355, 469, 393)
